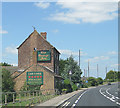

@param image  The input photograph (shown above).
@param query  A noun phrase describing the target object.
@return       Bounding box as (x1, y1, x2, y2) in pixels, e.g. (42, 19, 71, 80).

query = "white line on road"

(106, 88, 119, 100)
(75, 99, 79, 104)
(66, 102, 70, 106)
(72, 90, 88, 108)
(71, 104, 76, 108)
(62, 102, 68, 106)
(116, 102, 120, 105)
(99, 87, 120, 105)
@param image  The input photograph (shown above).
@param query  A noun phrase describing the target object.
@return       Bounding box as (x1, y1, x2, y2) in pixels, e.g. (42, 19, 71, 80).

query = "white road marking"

(112, 96, 115, 99)
(66, 102, 70, 106)
(99, 87, 120, 105)
(116, 102, 120, 105)
(110, 98, 115, 102)
(106, 88, 119, 100)
(77, 97, 80, 100)
(72, 90, 88, 107)
(63, 102, 68, 106)
(106, 88, 113, 97)
(72, 104, 76, 106)
(75, 99, 78, 104)
(71, 104, 76, 108)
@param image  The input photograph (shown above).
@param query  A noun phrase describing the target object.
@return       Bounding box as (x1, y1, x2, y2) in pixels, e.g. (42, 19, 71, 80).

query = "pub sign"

(37, 50, 51, 62)
(26, 72, 43, 85)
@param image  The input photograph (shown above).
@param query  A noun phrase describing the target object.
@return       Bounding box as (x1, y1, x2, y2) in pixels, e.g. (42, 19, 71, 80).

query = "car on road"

(108, 82, 111, 85)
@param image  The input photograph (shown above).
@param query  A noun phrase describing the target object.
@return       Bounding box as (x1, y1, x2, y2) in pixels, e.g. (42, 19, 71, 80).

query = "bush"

(63, 79, 72, 93)
(87, 77, 98, 86)
(62, 89, 67, 94)
(96, 77, 103, 85)
(2, 68, 15, 102)
(72, 84, 78, 91)
(82, 83, 88, 88)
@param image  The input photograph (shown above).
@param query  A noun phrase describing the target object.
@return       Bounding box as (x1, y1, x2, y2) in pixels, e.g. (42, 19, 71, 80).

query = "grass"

(2, 94, 57, 107)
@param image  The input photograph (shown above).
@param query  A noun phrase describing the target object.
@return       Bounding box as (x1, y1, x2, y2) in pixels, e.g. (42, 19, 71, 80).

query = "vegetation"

(63, 79, 72, 93)
(59, 56, 82, 93)
(61, 56, 82, 84)
(87, 77, 98, 86)
(105, 70, 118, 82)
(0, 62, 12, 66)
(96, 77, 103, 85)
(2, 68, 15, 102)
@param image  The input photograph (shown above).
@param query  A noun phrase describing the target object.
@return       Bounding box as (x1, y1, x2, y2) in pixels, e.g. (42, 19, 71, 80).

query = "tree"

(2, 68, 15, 102)
(105, 70, 118, 81)
(0, 62, 12, 66)
(87, 77, 98, 86)
(61, 56, 82, 84)
(96, 77, 103, 85)
(63, 79, 72, 93)
(59, 59, 68, 76)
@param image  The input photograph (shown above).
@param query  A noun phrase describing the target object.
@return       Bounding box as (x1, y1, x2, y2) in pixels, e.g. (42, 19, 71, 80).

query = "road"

(59, 83, 120, 107)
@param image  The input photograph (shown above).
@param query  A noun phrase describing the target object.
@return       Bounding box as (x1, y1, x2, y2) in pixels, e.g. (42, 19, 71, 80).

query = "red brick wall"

(18, 30, 55, 71)
(13, 65, 54, 92)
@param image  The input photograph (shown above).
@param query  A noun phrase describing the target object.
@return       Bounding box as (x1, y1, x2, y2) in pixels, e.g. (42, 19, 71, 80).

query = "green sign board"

(37, 50, 51, 62)
(26, 72, 43, 85)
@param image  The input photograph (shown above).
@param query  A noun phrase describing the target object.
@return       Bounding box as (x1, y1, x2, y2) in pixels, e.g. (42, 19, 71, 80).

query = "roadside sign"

(37, 50, 51, 62)
(26, 72, 43, 85)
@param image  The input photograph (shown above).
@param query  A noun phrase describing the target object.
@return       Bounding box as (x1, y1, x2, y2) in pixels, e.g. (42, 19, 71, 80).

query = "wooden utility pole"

(88, 60, 89, 78)
(79, 49, 80, 69)
(97, 64, 98, 78)
(84, 69, 85, 77)
(106, 67, 107, 78)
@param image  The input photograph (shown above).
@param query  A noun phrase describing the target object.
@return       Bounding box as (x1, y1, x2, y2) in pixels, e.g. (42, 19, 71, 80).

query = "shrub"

(62, 89, 67, 94)
(87, 77, 98, 86)
(72, 84, 78, 91)
(63, 79, 72, 93)
(2, 68, 15, 102)
(96, 77, 103, 85)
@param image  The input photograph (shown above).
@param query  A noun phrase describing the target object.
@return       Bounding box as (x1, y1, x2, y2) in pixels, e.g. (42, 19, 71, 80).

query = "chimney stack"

(40, 32, 47, 40)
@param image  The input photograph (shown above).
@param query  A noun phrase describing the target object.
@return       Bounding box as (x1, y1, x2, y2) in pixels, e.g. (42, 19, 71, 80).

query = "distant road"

(60, 83, 120, 107)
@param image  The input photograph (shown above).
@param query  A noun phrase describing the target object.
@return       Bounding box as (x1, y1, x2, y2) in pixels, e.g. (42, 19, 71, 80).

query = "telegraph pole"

(106, 67, 107, 78)
(88, 60, 89, 78)
(97, 64, 98, 78)
(114, 68, 115, 82)
(84, 69, 85, 77)
(79, 49, 80, 69)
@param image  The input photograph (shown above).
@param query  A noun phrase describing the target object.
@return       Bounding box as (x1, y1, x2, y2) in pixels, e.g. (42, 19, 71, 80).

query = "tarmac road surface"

(59, 83, 120, 107)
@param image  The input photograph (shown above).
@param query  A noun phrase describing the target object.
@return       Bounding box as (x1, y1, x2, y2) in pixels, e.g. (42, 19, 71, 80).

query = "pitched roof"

(12, 64, 63, 79)
(17, 30, 60, 54)
(2, 66, 18, 74)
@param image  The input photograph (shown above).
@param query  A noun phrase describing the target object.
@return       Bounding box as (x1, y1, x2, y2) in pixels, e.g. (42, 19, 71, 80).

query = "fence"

(1, 89, 59, 107)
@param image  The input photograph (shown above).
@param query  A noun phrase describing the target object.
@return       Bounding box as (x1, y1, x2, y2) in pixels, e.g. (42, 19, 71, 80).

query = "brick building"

(11, 29, 62, 92)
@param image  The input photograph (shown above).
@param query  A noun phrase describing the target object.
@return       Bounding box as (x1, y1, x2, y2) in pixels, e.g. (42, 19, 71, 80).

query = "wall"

(13, 64, 55, 93)
(18, 30, 55, 72)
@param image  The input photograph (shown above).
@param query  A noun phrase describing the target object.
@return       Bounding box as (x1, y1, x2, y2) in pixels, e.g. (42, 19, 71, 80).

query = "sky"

(1, 1, 118, 79)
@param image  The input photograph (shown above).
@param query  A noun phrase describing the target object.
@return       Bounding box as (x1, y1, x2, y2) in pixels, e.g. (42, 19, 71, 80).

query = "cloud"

(0, 26, 8, 34)
(58, 49, 87, 56)
(11, 63, 18, 66)
(34, 2, 50, 9)
(49, 2, 117, 24)
(52, 29, 59, 33)
(110, 64, 120, 68)
(85, 56, 110, 63)
(108, 51, 117, 55)
(5, 46, 18, 55)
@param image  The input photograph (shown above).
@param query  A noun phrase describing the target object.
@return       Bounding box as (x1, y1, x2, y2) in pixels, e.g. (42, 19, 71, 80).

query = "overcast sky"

(1, 1, 118, 79)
